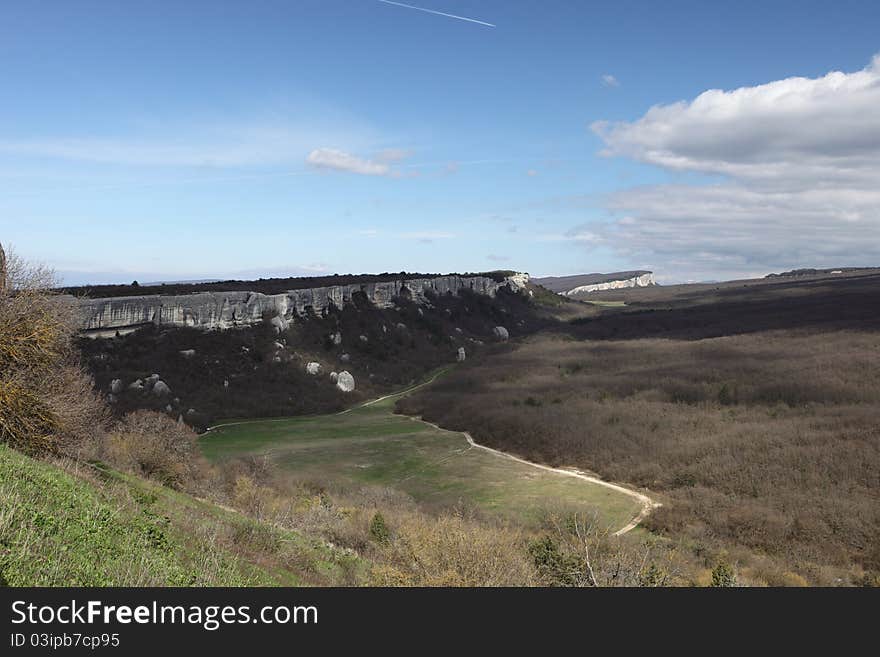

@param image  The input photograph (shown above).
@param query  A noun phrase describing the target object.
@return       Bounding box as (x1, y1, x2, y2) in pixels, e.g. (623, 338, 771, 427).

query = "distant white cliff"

(533, 271, 655, 296)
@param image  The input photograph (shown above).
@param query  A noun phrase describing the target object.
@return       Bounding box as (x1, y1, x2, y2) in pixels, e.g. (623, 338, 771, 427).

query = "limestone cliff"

(76, 273, 529, 336)
(534, 271, 655, 296)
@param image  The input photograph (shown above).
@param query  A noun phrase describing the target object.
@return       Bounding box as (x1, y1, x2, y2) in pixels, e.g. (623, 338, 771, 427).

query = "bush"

(105, 411, 206, 489)
(369, 512, 391, 544)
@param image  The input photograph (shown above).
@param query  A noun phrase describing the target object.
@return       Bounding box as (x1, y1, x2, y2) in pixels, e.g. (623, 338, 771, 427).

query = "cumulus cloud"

(588, 55, 880, 279)
(601, 74, 620, 88)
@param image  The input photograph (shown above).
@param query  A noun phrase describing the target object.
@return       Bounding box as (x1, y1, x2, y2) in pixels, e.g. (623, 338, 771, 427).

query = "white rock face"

(153, 380, 171, 396)
(109, 379, 123, 394)
(76, 273, 529, 335)
(506, 272, 530, 290)
(306, 362, 322, 375)
(336, 370, 355, 392)
(457, 347, 466, 362)
(563, 272, 655, 296)
(493, 326, 509, 341)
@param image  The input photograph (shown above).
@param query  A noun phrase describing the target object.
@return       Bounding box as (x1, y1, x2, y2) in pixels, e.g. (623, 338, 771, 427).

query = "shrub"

(105, 411, 206, 489)
(711, 561, 737, 587)
(369, 512, 391, 544)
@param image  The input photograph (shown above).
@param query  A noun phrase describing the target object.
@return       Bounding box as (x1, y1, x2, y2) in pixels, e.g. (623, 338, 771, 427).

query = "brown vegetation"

(398, 328, 880, 585)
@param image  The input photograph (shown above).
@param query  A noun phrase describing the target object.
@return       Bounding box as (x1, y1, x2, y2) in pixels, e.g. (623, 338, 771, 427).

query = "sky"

(1, 0, 879, 285)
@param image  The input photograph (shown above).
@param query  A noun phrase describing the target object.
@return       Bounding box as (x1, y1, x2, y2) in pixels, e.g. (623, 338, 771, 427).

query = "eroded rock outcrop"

(76, 274, 528, 336)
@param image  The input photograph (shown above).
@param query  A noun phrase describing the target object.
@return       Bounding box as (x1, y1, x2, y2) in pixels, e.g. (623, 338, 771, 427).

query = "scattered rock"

(457, 347, 466, 362)
(108, 394, 117, 404)
(336, 371, 355, 392)
(274, 341, 285, 350)
(109, 379, 123, 394)
(330, 331, 342, 346)
(152, 380, 171, 396)
(165, 404, 172, 413)
(179, 349, 196, 358)
(223, 379, 229, 388)
(128, 379, 144, 391)
(359, 334, 368, 343)
(493, 326, 509, 341)
(306, 362, 322, 375)
(339, 353, 351, 363)
(395, 323, 407, 332)
(454, 327, 463, 334)
(329, 372, 339, 383)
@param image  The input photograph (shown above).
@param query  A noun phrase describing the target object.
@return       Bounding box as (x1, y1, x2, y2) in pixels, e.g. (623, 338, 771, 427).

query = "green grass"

(201, 388, 641, 533)
(580, 300, 627, 307)
(0, 444, 361, 586)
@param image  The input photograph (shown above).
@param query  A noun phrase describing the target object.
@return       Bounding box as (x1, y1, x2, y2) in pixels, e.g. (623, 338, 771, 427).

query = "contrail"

(377, 0, 496, 28)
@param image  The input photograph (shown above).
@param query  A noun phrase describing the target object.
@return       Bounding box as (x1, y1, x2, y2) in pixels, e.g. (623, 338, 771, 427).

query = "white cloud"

(0, 121, 375, 169)
(588, 54, 880, 279)
(306, 148, 392, 176)
(601, 74, 620, 88)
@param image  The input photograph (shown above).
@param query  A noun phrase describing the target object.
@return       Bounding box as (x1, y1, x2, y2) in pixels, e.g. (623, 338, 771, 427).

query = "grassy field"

(200, 388, 642, 533)
(0, 443, 362, 586)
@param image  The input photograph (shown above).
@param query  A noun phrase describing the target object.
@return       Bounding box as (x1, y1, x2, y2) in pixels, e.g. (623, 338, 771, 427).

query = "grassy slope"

(0, 444, 362, 586)
(201, 388, 641, 533)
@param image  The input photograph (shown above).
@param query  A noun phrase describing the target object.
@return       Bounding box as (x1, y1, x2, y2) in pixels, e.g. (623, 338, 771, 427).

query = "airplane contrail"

(377, 1, 496, 28)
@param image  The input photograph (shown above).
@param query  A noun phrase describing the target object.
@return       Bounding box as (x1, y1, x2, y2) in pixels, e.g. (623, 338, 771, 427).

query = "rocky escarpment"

(534, 271, 655, 296)
(76, 273, 529, 336)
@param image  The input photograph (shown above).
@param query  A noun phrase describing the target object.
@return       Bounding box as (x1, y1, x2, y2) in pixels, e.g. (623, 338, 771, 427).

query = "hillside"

(397, 272, 880, 585)
(0, 444, 360, 586)
(77, 284, 550, 430)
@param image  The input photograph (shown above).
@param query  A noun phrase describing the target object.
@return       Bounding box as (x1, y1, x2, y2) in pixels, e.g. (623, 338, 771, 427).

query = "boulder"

(269, 315, 289, 334)
(454, 327, 463, 334)
(457, 347, 466, 362)
(329, 331, 342, 346)
(306, 362, 322, 375)
(493, 326, 509, 341)
(339, 353, 351, 363)
(128, 379, 144, 391)
(152, 380, 171, 396)
(179, 349, 196, 358)
(336, 371, 355, 392)
(329, 372, 339, 383)
(109, 379, 123, 394)
(359, 334, 368, 343)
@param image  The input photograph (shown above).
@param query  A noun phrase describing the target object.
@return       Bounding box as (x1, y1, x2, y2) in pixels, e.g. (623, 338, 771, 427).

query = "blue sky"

(2, 1, 879, 284)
